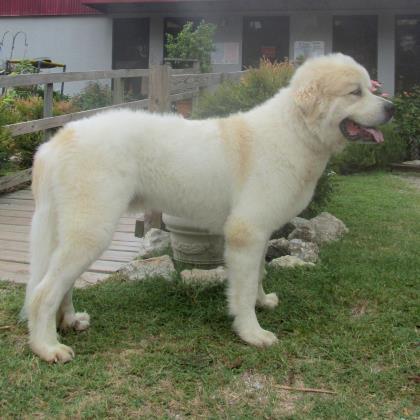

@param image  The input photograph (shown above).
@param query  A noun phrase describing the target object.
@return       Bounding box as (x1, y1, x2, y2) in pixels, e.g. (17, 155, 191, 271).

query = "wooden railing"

(0, 64, 246, 193)
(0, 65, 245, 138)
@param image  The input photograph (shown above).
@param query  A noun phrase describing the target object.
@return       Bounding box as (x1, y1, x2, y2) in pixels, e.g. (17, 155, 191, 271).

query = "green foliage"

(166, 21, 216, 73)
(393, 86, 420, 159)
(331, 124, 408, 174)
(0, 94, 78, 169)
(193, 59, 294, 118)
(70, 82, 112, 111)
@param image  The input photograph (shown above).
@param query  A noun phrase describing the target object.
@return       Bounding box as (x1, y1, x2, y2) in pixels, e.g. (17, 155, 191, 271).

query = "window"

(396, 16, 420, 92)
(333, 16, 378, 78)
(112, 18, 150, 99)
(242, 17, 290, 69)
(113, 18, 150, 69)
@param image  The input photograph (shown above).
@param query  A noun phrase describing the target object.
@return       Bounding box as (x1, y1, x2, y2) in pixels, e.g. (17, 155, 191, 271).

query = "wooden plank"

(0, 216, 32, 226)
(0, 204, 34, 212)
(149, 64, 170, 113)
(0, 209, 33, 218)
(0, 262, 110, 288)
(99, 250, 138, 262)
(0, 224, 29, 233)
(0, 248, 137, 265)
(0, 239, 28, 252)
(1, 189, 33, 199)
(0, 249, 28, 264)
(0, 231, 28, 242)
(0, 223, 135, 234)
(0, 169, 32, 193)
(390, 163, 420, 172)
(43, 82, 54, 141)
(170, 70, 246, 94)
(108, 241, 141, 252)
(88, 259, 125, 273)
(0, 261, 29, 284)
(0, 198, 35, 207)
(0, 68, 149, 88)
(112, 77, 124, 105)
(169, 90, 198, 103)
(4, 188, 34, 200)
(5, 98, 150, 137)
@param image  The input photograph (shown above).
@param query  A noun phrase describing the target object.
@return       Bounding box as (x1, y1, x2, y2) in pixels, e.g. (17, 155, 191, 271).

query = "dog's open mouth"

(340, 118, 384, 144)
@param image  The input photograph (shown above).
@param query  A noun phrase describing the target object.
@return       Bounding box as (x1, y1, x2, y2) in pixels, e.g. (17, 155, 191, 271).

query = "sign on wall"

(294, 41, 325, 61)
(212, 42, 240, 65)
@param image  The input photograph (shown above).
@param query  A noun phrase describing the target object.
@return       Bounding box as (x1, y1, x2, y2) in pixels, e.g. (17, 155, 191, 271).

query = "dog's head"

(290, 54, 394, 152)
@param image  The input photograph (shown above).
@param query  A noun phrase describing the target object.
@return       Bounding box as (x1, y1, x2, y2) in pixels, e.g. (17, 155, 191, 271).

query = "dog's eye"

(350, 88, 362, 96)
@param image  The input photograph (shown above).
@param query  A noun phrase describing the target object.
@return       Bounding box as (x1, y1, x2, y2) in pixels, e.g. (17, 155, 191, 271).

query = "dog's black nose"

(384, 102, 395, 120)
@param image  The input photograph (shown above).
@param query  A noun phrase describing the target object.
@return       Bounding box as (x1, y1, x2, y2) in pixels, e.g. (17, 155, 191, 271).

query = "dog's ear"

(294, 82, 320, 119)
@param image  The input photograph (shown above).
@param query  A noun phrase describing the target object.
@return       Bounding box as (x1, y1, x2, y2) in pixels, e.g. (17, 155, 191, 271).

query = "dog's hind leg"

(256, 244, 279, 309)
(57, 289, 90, 332)
(224, 215, 278, 347)
(28, 203, 125, 363)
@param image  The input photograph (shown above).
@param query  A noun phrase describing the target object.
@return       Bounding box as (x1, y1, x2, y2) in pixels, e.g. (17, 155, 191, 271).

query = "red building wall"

(0, 0, 99, 16)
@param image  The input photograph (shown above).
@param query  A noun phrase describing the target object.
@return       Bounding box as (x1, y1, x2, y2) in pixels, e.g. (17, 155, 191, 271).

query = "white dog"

(23, 54, 393, 362)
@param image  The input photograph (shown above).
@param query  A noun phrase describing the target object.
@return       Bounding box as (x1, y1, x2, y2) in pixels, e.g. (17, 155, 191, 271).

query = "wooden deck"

(0, 188, 143, 288)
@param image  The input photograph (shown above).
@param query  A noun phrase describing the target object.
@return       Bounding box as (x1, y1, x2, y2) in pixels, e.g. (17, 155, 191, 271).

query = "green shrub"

(0, 94, 78, 169)
(193, 59, 294, 118)
(331, 123, 408, 174)
(393, 86, 420, 159)
(166, 21, 217, 73)
(71, 82, 112, 111)
(194, 59, 335, 215)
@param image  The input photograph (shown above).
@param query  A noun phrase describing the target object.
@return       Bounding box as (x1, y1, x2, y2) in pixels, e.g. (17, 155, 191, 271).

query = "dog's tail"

(20, 145, 58, 320)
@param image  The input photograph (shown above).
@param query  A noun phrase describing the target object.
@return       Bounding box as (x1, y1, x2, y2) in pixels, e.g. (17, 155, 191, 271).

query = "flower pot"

(162, 214, 224, 268)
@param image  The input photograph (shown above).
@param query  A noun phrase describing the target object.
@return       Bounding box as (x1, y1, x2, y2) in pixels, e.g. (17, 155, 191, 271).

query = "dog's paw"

(32, 342, 75, 363)
(237, 326, 278, 347)
(257, 292, 279, 309)
(60, 312, 90, 332)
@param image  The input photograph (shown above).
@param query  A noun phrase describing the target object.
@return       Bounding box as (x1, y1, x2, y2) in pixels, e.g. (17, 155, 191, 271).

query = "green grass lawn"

(1, 172, 419, 418)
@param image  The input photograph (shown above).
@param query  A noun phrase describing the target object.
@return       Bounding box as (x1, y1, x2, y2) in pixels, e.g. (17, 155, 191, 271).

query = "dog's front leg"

(224, 217, 278, 347)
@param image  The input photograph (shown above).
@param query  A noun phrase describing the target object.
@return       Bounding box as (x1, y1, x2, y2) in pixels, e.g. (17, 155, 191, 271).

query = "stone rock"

(118, 255, 175, 281)
(138, 228, 171, 258)
(181, 266, 227, 285)
(266, 238, 290, 261)
(268, 255, 315, 269)
(288, 222, 317, 243)
(288, 239, 319, 263)
(271, 217, 309, 239)
(309, 212, 349, 245)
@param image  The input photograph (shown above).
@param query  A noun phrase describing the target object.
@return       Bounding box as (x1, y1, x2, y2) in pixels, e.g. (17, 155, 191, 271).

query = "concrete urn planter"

(162, 214, 224, 268)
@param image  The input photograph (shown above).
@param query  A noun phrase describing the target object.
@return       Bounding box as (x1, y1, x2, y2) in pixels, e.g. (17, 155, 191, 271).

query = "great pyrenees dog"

(23, 54, 394, 362)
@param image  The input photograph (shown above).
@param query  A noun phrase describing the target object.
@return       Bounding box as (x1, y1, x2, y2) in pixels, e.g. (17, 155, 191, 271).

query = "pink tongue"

(364, 128, 384, 143)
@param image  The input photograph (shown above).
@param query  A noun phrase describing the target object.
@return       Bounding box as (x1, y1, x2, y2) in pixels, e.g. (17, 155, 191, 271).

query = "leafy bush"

(393, 86, 420, 159)
(0, 94, 78, 169)
(193, 59, 294, 118)
(331, 123, 408, 174)
(71, 82, 112, 111)
(166, 21, 216, 73)
(193, 59, 334, 214)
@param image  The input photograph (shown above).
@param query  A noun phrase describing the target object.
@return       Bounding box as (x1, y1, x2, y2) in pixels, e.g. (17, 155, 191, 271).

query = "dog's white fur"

(23, 54, 392, 362)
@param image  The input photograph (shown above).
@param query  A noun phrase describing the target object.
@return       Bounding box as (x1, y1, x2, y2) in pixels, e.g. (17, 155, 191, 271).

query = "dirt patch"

(395, 173, 420, 192)
(217, 371, 311, 417)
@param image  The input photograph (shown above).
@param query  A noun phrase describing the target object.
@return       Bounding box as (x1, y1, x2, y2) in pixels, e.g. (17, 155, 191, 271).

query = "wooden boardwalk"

(0, 188, 143, 288)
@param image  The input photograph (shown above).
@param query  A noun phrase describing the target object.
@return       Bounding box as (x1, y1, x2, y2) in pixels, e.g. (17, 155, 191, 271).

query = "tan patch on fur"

(53, 127, 76, 146)
(225, 218, 251, 248)
(219, 117, 252, 183)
